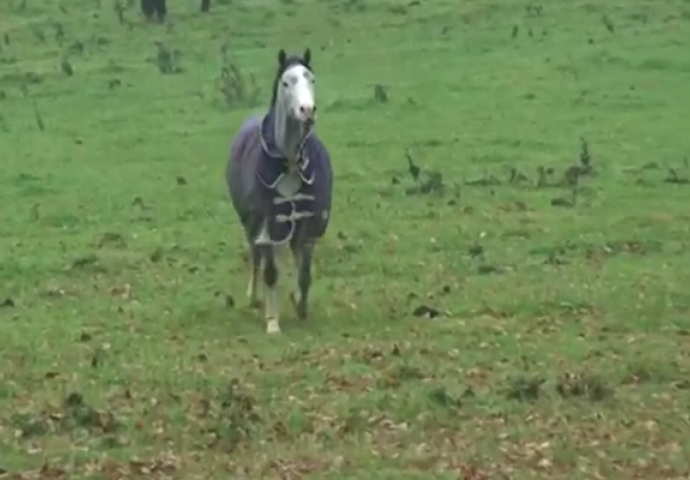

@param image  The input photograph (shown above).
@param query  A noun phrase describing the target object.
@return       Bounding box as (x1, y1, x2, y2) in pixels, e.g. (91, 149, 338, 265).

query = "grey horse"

(226, 48, 333, 334)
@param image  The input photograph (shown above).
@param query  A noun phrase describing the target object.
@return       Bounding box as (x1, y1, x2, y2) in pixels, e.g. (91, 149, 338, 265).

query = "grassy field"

(2, 0, 690, 477)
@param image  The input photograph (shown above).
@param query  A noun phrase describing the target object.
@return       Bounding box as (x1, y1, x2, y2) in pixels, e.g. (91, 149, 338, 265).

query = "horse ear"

(303, 48, 311, 67)
(277, 49, 286, 66)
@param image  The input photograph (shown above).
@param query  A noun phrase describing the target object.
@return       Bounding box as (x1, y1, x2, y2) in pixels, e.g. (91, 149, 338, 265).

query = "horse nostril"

(299, 105, 315, 117)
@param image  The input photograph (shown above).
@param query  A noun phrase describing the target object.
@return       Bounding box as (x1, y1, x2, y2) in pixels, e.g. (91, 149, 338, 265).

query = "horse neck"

(272, 98, 306, 162)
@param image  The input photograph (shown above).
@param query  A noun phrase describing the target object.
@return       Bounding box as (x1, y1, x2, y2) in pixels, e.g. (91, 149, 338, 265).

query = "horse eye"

(282, 81, 289, 88)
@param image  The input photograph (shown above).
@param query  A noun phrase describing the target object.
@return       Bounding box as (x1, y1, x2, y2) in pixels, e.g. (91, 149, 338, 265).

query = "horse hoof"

(248, 298, 261, 309)
(289, 292, 307, 321)
(296, 305, 307, 321)
(266, 318, 281, 334)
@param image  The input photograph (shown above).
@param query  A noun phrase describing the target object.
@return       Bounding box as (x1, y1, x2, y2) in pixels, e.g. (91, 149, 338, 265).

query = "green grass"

(2, 0, 690, 477)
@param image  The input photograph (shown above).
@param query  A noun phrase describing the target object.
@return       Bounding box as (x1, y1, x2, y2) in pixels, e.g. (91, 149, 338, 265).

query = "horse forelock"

(270, 56, 313, 106)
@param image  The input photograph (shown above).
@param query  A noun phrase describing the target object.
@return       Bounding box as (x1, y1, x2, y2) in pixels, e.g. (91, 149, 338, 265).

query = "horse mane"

(269, 52, 313, 107)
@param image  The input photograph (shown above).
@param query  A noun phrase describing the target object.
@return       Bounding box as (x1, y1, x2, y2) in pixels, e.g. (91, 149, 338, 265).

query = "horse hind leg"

(290, 238, 314, 321)
(262, 245, 281, 334)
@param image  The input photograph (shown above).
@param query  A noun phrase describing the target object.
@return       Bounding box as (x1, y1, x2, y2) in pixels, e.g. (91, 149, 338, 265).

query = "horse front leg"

(261, 245, 281, 334)
(244, 218, 263, 309)
(246, 243, 261, 309)
(290, 239, 313, 321)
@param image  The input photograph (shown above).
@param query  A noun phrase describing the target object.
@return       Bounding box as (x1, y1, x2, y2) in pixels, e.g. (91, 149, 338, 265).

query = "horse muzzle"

(297, 104, 317, 124)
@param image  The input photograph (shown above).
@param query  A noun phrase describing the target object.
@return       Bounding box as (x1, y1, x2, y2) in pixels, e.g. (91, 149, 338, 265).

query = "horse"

(225, 48, 333, 334)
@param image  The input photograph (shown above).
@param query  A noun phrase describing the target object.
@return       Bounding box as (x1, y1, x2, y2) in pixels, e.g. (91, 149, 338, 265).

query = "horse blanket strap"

(255, 116, 318, 246)
(254, 192, 317, 246)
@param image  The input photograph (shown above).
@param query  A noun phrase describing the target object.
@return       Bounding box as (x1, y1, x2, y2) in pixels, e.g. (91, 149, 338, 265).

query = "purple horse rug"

(226, 107, 333, 246)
